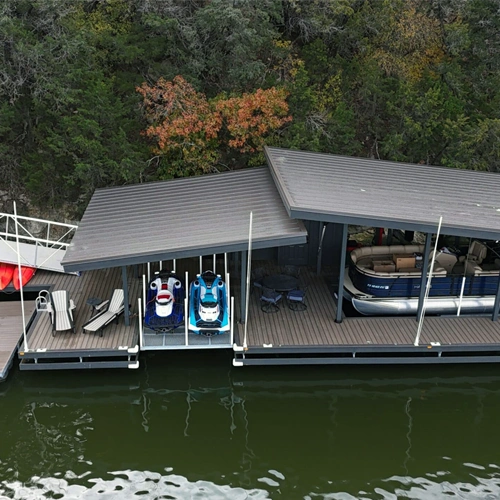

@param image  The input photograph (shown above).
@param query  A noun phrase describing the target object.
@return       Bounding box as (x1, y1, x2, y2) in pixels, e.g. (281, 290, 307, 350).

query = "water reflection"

(0, 356, 500, 498)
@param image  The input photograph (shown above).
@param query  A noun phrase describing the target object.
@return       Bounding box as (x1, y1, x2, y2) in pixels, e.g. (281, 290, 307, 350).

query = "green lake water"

(1, 351, 500, 499)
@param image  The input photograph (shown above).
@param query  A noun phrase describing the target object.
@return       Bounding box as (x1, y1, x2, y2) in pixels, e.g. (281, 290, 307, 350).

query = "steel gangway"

(0, 212, 78, 273)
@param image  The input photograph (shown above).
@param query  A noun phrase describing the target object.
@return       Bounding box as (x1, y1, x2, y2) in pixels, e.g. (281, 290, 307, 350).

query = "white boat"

(344, 241, 500, 316)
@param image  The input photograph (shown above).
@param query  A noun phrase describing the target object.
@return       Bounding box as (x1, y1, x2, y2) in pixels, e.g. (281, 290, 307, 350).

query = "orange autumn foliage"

(137, 76, 291, 163)
(216, 87, 291, 152)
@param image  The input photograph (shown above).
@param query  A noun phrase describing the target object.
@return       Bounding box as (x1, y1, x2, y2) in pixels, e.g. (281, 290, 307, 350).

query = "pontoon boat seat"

(467, 241, 487, 264)
(350, 245, 447, 276)
(431, 250, 457, 273)
(82, 289, 125, 337)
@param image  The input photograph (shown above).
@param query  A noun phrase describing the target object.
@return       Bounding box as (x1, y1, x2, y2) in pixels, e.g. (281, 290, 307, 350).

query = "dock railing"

(0, 212, 78, 273)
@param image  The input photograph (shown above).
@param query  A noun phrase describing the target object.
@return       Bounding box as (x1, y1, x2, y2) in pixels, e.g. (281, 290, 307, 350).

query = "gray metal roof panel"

(265, 146, 500, 239)
(62, 167, 307, 272)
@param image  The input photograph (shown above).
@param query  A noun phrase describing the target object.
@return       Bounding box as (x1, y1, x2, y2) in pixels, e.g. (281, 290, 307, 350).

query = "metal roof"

(62, 167, 307, 272)
(265, 146, 500, 240)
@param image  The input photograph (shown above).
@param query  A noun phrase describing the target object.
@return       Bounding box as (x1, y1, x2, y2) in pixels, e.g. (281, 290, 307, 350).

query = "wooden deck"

(235, 265, 500, 349)
(24, 267, 141, 352)
(0, 301, 35, 380)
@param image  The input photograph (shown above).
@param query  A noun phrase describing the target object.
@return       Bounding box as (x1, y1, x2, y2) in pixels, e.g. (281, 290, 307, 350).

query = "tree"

(137, 76, 291, 177)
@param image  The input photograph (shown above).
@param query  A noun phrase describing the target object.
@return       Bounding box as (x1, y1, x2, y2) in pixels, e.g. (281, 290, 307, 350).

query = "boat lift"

(138, 253, 235, 350)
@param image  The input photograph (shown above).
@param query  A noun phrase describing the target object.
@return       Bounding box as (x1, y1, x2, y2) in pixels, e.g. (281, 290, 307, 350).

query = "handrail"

(0, 212, 77, 229)
(0, 212, 77, 249)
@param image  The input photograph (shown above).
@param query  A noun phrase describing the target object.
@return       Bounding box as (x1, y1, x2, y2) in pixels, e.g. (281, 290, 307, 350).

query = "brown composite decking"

(235, 265, 500, 348)
(15, 260, 500, 356)
(0, 301, 35, 378)
(25, 267, 141, 351)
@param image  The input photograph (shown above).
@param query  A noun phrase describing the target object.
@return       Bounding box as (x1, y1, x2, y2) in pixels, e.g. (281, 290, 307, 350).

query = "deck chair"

(287, 286, 308, 312)
(260, 286, 282, 313)
(82, 289, 125, 337)
(46, 290, 76, 336)
(282, 264, 301, 279)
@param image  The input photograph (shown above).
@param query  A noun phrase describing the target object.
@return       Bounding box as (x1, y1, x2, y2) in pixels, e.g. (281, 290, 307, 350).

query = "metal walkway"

(0, 212, 77, 273)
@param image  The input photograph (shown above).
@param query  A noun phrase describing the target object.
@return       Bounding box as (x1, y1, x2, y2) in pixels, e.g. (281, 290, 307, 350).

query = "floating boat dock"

(233, 265, 500, 365)
(17, 267, 140, 372)
(0, 300, 36, 380)
(2, 145, 500, 376)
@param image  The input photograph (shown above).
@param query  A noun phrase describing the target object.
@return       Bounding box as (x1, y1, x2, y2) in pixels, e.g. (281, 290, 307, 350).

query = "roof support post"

(416, 233, 432, 322)
(240, 250, 247, 324)
(316, 222, 328, 275)
(492, 275, 500, 321)
(122, 265, 130, 326)
(335, 223, 348, 323)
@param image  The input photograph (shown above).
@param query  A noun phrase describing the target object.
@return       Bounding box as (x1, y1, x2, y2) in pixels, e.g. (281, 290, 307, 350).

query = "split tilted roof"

(265, 146, 500, 241)
(62, 167, 307, 272)
(64, 146, 500, 272)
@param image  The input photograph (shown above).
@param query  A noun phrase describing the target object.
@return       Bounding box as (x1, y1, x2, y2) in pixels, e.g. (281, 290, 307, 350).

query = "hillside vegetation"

(1, 0, 499, 217)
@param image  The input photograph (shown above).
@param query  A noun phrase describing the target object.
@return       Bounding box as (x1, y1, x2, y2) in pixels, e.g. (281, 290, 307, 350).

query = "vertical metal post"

(184, 297, 189, 346)
(14, 202, 28, 351)
(138, 298, 143, 350)
(240, 250, 247, 323)
(335, 224, 348, 323)
(416, 233, 432, 322)
(492, 275, 500, 321)
(230, 296, 235, 346)
(243, 212, 253, 349)
(122, 266, 130, 326)
(142, 274, 146, 319)
(415, 216, 443, 346)
(316, 222, 328, 275)
(199, 256, 203, 274)
(213, 254, 216, 273)
(185, 271, 189, 346)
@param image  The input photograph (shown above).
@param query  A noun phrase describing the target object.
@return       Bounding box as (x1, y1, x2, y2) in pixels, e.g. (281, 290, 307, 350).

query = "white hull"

(344, 270, 496, 316)
(351, 295, 495, 316)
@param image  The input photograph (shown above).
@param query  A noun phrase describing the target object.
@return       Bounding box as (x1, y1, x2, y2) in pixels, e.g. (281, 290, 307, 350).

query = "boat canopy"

(265, 146, 500, 241)
(62, 167, 307, 272)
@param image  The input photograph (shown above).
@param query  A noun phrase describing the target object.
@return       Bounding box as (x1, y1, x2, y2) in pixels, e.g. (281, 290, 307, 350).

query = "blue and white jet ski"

(188, 271, 230, 336)
(144, 271, 185, 333)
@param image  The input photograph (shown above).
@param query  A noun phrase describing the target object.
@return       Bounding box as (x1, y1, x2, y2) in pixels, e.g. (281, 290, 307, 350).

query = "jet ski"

(144, 271, 185, 333)
(188, 270, 230, 336)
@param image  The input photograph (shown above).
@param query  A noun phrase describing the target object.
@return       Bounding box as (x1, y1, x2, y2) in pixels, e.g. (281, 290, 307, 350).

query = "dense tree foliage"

(1, 0, 499, 216)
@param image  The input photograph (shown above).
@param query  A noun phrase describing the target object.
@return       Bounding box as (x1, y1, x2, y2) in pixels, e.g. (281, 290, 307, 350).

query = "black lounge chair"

(82, 289, 125, 337)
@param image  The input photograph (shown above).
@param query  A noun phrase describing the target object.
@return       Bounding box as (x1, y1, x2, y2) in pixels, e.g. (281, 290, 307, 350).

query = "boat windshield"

(200, 300, 217, 308)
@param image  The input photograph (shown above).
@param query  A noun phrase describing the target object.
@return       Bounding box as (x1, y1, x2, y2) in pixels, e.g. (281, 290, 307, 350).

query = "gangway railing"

(0, 212, 78, 273)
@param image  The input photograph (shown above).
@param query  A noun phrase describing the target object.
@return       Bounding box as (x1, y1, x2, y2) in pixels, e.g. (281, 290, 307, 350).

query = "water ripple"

(1, 469, 271, 499)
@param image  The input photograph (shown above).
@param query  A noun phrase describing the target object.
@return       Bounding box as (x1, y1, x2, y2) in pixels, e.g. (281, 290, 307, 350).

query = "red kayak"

(12, 266, 36, 290)
(0, 262, 15, 290)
